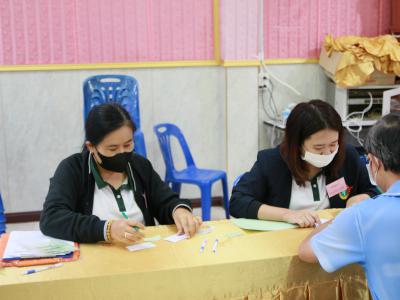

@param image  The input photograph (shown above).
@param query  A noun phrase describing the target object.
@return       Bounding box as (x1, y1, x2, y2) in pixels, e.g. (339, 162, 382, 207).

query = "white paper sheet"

(163, 233, 189, 243)
(126, 242, 156, 252)
(315, 218, 331, 227)
(198, 225, 215, 235)
(143, 235, 161, 242)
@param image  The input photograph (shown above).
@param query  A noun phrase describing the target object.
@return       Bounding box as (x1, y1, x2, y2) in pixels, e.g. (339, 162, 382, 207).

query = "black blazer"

(229, 144, 378, 219)
(40, 151, 191, 243)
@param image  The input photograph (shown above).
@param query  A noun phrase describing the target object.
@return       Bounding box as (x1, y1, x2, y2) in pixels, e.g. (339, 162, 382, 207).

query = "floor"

(6, 206, 229, 231)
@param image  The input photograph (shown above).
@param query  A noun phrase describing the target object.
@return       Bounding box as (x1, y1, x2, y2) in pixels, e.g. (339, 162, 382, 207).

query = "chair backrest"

(83, 75, 147, 157)
(153, 123, 195, 178)
(233, 173, 244, 187)
(0, 193, 6, 234)
(83, 75, 140, 127)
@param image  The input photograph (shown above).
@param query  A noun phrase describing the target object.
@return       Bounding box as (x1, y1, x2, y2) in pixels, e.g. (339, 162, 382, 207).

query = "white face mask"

(302, 147, 338, 168)
(366, 157, 379, 186)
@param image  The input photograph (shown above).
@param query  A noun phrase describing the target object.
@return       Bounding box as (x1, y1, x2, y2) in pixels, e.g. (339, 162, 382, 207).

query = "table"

(0, 209, 369, 300)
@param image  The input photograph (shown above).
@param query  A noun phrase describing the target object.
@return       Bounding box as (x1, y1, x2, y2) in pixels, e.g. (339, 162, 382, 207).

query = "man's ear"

(376, 157, 384, 171)
(369, 154, 382, 173)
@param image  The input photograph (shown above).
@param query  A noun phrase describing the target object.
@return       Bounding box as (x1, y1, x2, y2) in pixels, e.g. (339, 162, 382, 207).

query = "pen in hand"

(121, 211, 140, 231)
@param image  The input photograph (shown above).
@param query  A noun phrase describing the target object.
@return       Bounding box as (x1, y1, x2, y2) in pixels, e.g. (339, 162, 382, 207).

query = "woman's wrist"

(258, 204, 290, 221)
(106, 220, 114, 242)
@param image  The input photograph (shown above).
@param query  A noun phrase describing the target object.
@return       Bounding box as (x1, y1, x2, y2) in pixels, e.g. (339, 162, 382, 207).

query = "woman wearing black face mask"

(40, 103, 201, 244)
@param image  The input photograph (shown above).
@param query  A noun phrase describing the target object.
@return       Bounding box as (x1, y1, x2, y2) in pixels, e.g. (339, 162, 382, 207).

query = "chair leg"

(221, 176, 230, 219)
(171, 182, 182, 195)
(0, 195, 5, 234)
(200, 185, 212, 221)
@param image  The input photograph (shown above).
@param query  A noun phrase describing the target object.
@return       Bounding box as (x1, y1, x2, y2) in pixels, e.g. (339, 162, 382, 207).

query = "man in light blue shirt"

(298, 113, 400, 300)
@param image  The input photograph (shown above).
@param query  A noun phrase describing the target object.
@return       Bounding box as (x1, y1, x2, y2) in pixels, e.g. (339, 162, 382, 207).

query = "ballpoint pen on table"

(23, 263, 63, 275)
(212, 239, 219, 253)
(199, 238, 208, 253)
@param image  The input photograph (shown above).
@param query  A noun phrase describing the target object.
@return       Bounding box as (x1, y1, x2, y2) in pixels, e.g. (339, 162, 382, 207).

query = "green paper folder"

(232, 218, 298, 231)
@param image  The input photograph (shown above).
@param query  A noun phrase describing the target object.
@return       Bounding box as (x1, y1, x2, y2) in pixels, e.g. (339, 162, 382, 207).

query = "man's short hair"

(364, 113, 400, 173)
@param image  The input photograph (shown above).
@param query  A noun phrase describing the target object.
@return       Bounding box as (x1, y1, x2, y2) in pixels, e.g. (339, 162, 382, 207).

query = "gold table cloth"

(0, 209, 369, 300)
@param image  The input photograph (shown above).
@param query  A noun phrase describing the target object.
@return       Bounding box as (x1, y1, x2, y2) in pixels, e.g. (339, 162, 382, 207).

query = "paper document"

(232, 218, 298, 231)
(315, 218, 331, 227)
(143, 235, 161, 242)
(198, 225, 215, 235)
(164, 233, 189, 243)
(126, 242, 156, 252)
(2, 231, 75, 260)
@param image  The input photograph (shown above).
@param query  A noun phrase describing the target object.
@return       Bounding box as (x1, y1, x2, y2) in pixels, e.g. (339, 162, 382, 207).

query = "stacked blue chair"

(0, 193, 6, 234)
(154, 123, 229, 221)
(83, 75, 147, 157)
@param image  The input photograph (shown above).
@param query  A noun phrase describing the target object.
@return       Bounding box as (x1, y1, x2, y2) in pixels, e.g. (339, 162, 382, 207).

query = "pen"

(121, 211, 140, 231)
(199, 238, 207, 253)
(23, 263, 63, 275)
(212, 239, 219, 253)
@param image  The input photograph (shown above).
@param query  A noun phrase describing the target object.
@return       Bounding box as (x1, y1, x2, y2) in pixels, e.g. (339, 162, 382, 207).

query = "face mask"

(95, 150, 132, 173)
(366, 157, 379, 186)
(301, 147, 338, 168)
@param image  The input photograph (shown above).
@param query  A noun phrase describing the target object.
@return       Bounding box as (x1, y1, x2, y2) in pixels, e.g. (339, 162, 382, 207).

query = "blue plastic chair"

(154, 123, 229, 221)
(83, 75, 147, 157)
(233, 173, 244, 187)
(0, 193, 6, 234)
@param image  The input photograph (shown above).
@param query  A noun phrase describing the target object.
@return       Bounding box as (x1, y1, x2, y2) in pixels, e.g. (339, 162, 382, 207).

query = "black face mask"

(96, 150, 132, 173)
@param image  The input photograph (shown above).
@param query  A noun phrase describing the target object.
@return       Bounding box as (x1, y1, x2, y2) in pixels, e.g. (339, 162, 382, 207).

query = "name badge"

(326, 177, 348, 198)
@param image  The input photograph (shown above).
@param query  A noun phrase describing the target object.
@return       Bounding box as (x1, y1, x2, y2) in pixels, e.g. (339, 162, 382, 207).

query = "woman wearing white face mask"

(230, 100, 378, 227)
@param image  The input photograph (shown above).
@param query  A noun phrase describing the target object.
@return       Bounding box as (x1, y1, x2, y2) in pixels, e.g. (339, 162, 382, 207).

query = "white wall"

(0, 64, 329, 214)
(258, 64, 330, 150)
(0, 66, 259, 213)
(226, 67, 259, 185)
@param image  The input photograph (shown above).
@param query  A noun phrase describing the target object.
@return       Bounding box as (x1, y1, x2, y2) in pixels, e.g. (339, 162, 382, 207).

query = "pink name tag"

(326, 177, 348, 198)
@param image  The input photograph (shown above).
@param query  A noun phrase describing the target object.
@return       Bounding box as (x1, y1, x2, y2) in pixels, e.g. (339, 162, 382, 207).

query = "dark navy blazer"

(229, 144, 378, 218)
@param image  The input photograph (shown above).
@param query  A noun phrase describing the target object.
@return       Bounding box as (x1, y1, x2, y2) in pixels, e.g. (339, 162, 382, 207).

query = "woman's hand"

(110, 219, 145, 244)
(282, 210, 321, 228)
(172, 207, 202, 238)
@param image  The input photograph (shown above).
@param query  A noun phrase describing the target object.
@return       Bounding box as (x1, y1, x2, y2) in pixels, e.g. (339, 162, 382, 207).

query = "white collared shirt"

(289, 175, 330, 210)
(92, 177, 145, 223)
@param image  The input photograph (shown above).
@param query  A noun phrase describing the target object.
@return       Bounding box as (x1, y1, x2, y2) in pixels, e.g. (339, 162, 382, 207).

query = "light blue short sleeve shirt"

(311, 180, 400, 300)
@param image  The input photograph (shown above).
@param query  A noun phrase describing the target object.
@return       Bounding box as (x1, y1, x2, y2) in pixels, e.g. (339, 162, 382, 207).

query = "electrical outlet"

(258, 71, 272, 90)
(258, 72, 267, 88)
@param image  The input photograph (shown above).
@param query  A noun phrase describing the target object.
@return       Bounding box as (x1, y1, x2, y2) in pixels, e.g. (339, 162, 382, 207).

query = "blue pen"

(23, 263, 63, 275)
(212, 239, 219, 253)
(199, 238, 208, 253)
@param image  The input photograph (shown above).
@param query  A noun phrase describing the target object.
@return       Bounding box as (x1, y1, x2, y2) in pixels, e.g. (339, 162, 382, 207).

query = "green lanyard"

(89, 154, 139, 230)
(115, 193, 139, 231)
(107, 184, 128, 212)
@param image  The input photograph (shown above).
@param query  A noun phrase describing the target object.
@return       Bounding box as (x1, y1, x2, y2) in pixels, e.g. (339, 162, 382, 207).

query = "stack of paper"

(2, 231, 76, 260)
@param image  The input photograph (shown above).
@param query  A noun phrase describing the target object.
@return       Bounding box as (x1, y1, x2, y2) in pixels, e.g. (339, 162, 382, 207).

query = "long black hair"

(84, 103, 136, 148)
